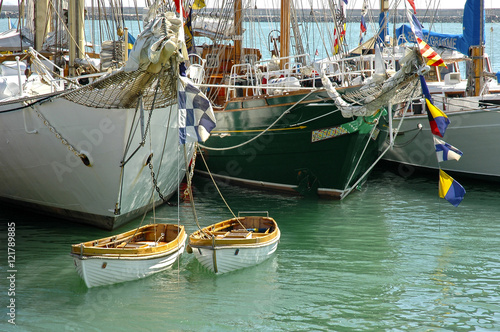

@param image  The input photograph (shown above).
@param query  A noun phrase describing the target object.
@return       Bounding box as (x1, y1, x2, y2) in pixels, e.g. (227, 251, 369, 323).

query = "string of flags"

(353, 0, 463, 206)
(439, 170, 465, 207)
(419, 76, 466, 207)
(420, 76, 450, 137)
(433, 137, 463, 162)
(333, 4, 347, 55)
(403, 4, 464, 207)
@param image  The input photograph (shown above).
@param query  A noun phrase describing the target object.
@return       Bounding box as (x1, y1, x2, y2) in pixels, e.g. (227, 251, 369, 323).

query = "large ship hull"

(382, 106, 500, 181)
(0, 94, 192, 229)
(197, 90, 384, 199)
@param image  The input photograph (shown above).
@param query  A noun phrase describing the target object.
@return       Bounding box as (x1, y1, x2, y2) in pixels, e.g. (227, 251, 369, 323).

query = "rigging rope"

(196, 145, 247, 231)
(341, 110, 384, 195)
(199, 90, 314, 151)
(182, 144, 212, 239)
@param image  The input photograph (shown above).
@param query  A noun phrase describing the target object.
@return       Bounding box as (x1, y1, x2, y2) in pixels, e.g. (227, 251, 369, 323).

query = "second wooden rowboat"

(187, 212, 280, 274)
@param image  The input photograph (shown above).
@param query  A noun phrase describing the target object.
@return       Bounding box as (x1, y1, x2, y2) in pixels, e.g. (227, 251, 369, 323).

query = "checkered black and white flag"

(178, 76, 216, 144)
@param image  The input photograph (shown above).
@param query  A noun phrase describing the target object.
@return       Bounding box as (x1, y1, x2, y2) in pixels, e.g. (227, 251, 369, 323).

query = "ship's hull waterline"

(198, 90, 384, 199)
(0, 94, 192, 229)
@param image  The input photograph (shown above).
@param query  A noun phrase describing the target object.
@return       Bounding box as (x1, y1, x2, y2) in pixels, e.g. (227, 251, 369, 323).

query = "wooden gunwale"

(189, 217, 279, 247)
(70, 224, 186, 257)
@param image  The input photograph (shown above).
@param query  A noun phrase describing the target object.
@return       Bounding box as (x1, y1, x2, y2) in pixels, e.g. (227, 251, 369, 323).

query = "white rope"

(341, 111, 383, 195)
(197, 145, 246, 231)
(341, 100, 413, 199)
(199, 91, 314, 151)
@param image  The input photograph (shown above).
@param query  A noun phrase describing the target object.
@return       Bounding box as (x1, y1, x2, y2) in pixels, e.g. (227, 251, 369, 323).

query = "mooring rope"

(198, 90, 314, 151)
(196, 145, 247, 231)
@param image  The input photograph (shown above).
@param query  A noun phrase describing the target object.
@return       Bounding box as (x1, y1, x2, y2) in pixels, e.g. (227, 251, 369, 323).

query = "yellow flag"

(192, 0, 206, 10)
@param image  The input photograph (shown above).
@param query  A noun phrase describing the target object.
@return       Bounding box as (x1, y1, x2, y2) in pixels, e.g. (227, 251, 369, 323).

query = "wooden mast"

(280, 0, 290, 69)
(234, 0, 242, 65)
(69, 0, 85, 77)
(472, 0, 485, 96)
(380, 0, 389, 13)
(379, 0, 389, 45)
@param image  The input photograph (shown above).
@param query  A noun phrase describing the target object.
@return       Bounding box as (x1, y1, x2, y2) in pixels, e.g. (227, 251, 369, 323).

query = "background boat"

(190, 0, 422, 199)
(380, 0, 500, 181)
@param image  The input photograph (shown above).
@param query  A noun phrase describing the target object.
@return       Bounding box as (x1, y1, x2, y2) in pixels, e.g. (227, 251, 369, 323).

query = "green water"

(1, 168, 500, 331)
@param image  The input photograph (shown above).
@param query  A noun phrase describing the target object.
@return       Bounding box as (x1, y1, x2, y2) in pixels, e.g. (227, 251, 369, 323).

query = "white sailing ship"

(0, 1, 196, 229)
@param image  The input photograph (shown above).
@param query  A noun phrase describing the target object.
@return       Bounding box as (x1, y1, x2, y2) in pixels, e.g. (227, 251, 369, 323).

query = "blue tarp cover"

(395, 0, 484, 56)
(395, 24, 468, 54)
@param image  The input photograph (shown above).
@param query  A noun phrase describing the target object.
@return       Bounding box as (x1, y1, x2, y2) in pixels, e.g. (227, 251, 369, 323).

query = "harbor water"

(2, 18, 500, 331)
(1, 169, 500, 331)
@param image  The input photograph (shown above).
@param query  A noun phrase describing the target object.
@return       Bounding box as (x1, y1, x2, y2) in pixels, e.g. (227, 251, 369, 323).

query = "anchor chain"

(32, 105, 87, 163)
(148, 159, 175, 206)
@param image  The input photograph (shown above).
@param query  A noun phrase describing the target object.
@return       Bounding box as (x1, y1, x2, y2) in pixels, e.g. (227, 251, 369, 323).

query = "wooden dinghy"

(187, 212, 280, 274)
(71, 224, 186, 288)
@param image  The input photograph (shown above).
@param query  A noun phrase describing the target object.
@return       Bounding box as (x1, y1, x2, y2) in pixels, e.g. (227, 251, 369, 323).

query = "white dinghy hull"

(71, 224, 187, 287)
(73, 240, 186, 288)
(192, 237, 279, 274)
(188, 214, 281, 274)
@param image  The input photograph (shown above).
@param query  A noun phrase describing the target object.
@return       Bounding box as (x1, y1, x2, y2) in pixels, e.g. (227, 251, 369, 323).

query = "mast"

(69, 0, 85, 77)
(234, 0, 242, 65)
(34, 0, 50, 51)
(280, 0, 290, 69)
(378, 0, 389, 46)
(290, 0, 305, 64)
(471, 0, 484, 96)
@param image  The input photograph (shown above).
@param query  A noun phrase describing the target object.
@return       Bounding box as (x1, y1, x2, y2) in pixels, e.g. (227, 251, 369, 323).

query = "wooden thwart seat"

(116, 242, 149, 249)
(226, 230, 252, 238)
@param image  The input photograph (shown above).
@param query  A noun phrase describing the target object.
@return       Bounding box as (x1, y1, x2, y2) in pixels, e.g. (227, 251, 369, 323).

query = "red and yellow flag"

(407, 10, 446, 67)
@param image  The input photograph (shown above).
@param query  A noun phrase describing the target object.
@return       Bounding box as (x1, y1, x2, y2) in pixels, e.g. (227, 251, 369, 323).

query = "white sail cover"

(192, 17, 237, 40)
(124, 13, 182, 72)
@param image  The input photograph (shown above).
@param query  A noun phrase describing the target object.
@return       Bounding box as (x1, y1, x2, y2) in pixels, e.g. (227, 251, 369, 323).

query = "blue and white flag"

(433, 136, 463, 162)
(127, 32, 136, 56)
(178, 76, 216, 144)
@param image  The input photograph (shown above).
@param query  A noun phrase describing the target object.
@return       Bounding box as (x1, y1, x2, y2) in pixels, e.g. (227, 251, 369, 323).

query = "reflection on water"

(2, 169, 500, 330)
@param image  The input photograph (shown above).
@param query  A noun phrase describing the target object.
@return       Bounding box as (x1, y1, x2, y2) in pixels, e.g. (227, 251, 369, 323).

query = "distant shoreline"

(1, 6, 499, 23)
